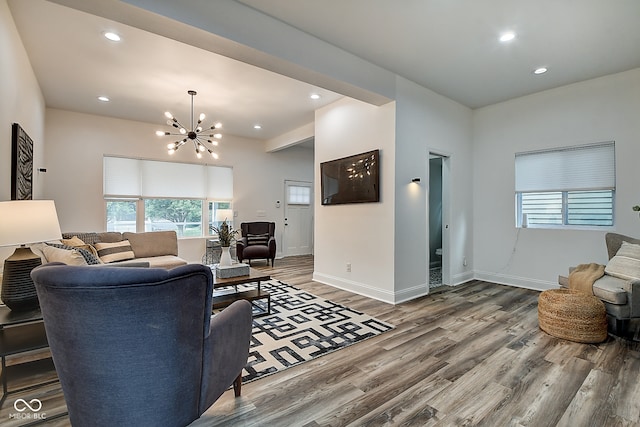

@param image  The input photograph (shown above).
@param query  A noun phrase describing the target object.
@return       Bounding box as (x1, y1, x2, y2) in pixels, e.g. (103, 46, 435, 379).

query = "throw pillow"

(247, 233, 270, 246)
(62, 236, 86, 247)
(95, 240, 136, 264)
(46, 243, 102, 265)
(605, 241, 640, 281)
(60, 236, 102, 263)
(42, 245, 88, 266)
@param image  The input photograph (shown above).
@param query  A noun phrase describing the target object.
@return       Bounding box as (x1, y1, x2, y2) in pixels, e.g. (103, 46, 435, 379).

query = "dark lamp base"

(1, 247, 42, 312)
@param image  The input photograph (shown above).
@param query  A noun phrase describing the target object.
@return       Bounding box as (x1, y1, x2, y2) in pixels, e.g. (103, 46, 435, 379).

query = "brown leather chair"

(237, 222, 276, 266)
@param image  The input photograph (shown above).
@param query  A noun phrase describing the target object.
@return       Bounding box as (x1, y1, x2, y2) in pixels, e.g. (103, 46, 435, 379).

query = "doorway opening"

(428, 152, 450, 288)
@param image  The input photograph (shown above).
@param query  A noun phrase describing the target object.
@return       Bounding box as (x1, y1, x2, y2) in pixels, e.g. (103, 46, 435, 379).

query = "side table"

(0, 306, 57, 408)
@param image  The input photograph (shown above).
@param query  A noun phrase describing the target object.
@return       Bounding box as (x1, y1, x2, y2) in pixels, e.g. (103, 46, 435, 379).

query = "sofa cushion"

(95, 240, 136, 263)
(62, 232, 101, 246)
(131, 255, 187, 269)
(97, 232, 125, 243)
(592, 274, 628, 305)
(605, 241, 640, 281)
(123, 231, 178, 258)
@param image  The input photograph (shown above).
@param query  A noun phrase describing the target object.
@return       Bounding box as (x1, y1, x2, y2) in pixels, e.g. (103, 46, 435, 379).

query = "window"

(515, 142, 615, 228)
(287, 185, 311, 205)
(106, 199, 137, 232)
(104, 157, 233, 237)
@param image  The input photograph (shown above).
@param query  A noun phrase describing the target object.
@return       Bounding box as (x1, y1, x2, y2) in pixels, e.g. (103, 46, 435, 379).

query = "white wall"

(313, 98, 396, 302)
(43, 108, 313, 263)
(394, 77, 474, 301)
(0, 0, 46, 269)
(473, 68, 640, 290)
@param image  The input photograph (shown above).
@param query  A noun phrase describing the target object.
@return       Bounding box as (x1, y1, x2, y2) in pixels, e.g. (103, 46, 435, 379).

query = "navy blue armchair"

(31, 263, 252, 427)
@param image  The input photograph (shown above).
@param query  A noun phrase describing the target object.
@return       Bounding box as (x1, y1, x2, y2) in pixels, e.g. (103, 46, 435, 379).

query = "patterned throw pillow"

(46, 243, 102, 265)
(94, 240, 135, 264)
(605, 241, 640, 281)
(247, 233, 270, 246)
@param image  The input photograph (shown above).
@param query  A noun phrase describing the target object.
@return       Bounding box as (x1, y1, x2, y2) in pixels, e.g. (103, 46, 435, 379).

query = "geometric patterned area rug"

(222, 280, 394, 384)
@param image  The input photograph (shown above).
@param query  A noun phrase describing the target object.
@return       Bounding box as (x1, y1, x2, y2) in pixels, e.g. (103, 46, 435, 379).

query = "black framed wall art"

(11, 123, 34, 200)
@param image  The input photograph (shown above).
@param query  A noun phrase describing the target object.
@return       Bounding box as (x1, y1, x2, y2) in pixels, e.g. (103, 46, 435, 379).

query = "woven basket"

(538, 289, 607, 343)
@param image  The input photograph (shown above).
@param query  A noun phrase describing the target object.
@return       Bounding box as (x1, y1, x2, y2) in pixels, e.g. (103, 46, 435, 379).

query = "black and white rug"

(219, 280, 394, 383)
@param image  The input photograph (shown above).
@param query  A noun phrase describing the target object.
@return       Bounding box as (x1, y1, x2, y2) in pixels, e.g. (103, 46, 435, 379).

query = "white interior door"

(283, 180, 313, 257)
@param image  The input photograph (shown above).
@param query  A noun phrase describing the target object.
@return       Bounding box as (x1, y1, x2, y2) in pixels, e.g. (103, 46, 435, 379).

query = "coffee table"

(211, 267, 271, 317)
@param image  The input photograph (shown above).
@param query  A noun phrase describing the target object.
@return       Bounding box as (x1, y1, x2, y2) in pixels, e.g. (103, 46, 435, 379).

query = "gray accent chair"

(559, 233, 640, 336)
(31, 263, 252, 427)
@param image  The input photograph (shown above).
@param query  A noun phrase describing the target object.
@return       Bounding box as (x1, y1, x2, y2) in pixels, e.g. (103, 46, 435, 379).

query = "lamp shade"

(215, 209, 233, 223)
(0, 200, 62, 247)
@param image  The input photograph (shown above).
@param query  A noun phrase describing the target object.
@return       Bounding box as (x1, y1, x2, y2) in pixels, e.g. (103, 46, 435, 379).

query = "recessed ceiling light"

(253, 124, 262, 130)
(310, 93, 321, 100)
(533, 67, 548, 75)
(499, 32, 516, 42)
(104, 32, 121, 42)
(97, 96, 110, 102)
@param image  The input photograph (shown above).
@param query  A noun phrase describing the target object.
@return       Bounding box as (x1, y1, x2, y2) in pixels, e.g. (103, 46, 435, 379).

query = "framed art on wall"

(11, 123, 34, 200)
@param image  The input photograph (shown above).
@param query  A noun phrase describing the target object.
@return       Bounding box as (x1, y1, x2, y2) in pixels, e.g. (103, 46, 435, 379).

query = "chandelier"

(155, 90, 222, 159)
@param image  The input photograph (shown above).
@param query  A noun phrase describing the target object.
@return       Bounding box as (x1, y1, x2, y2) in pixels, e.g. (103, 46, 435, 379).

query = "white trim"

(312, 272, 395, 304)
(473, 270, 557, 291)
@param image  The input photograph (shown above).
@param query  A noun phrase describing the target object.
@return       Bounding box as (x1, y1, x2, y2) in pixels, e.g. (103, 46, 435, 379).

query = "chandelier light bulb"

(214, 122, 222, 129)
(156, 131, 166, 136)
(164, 111, 173, 119)
(196, 126, 202, 132)
(196, 152, 202, 159)
(179, 128, 186, 134)
(168, 149, 175, 155)
(199, 113, 206, 121)
(211, 152, 219, 159)
(214, 133, 222, 139)
(211, 140, 218, 146)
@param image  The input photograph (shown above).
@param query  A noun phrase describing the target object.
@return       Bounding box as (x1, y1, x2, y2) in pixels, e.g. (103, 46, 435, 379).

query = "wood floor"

(2, 256, 639, 426)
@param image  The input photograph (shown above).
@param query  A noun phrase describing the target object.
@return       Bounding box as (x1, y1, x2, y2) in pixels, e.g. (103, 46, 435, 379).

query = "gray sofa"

(559, 232, 640, 335)
(52, 231, 187, 269)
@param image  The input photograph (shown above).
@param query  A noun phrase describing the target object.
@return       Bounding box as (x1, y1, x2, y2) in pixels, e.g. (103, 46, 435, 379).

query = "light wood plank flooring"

(1, 256, 638, 426)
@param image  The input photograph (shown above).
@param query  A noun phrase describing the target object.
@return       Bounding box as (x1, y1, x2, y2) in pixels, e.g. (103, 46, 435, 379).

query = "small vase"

(219, 246, 232, 267)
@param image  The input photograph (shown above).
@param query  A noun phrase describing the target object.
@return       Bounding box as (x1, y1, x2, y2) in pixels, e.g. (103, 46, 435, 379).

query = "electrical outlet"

(463, 257, 468, 267)
(346, 263, 351, 272)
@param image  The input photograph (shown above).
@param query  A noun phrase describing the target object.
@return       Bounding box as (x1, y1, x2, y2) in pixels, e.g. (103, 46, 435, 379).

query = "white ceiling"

(7, 0, 343, 141)
(8, 0, 640, 141)
(238, 0, 640, 108)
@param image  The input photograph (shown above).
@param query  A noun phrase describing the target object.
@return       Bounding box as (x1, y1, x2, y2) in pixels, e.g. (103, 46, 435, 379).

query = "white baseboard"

(312, 272, 396, 304)
(473, 270, 557, 291)
(450, 271, 474, 286)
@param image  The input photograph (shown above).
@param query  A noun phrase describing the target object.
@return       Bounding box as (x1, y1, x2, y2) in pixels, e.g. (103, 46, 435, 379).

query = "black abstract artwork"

(11, 123, 34, 200)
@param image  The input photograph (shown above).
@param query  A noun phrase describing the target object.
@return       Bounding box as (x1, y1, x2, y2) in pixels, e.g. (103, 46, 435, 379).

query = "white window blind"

(104, 156, 232, 199)
(103, 157, 140, 196)
(207, 166, 233, 200)
(515, 142, 615, 192)
(141, 160, 207, 198)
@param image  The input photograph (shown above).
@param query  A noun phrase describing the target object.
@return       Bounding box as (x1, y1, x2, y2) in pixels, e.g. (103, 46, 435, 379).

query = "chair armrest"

(236, 238, 247, 260)
(268, 236, 276, 256)
(629, 279, 640, 317)
(199, 300, 252, 413)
